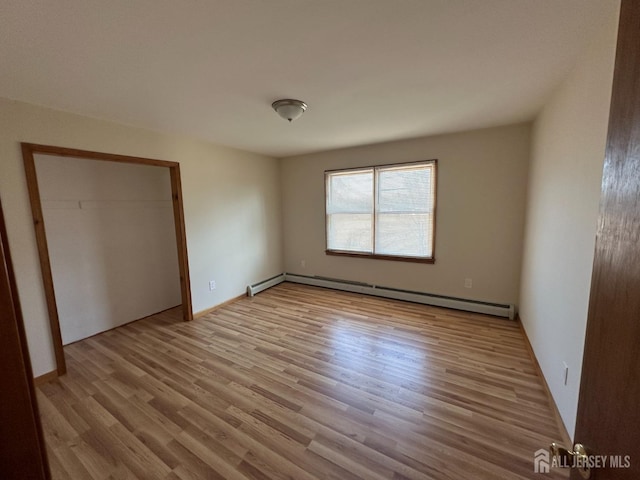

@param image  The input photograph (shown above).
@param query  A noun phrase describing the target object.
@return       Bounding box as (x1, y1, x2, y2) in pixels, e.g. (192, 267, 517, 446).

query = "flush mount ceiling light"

(272, 99, 308, 122)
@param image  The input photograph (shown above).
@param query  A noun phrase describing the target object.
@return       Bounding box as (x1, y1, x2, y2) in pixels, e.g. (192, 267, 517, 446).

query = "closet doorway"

(22, 143, 192, 377)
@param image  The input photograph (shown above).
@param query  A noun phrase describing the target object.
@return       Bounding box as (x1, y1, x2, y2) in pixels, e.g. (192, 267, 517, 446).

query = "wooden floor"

(37, 283, 568, 479)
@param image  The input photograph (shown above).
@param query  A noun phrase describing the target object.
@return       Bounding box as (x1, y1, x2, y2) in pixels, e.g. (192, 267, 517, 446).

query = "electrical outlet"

(464, 278, 472, 288)
(563, 362, 569, 385)
(301, 259, 306, 268)
(209, 280, 216, 291)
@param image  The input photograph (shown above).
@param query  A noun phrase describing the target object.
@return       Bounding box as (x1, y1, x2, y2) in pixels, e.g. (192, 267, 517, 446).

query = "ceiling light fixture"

(272, 99, 308, 122)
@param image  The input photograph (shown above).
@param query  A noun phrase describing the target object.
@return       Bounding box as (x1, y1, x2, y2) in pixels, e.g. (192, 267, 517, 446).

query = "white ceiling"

(0, 0, 619, 158)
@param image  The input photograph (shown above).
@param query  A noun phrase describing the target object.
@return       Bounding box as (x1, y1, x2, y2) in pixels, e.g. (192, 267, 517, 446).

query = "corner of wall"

(518, 4, 619, 438)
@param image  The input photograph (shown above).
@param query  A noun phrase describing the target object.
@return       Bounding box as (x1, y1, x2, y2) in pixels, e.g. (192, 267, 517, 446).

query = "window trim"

(324, 159, 437, 263)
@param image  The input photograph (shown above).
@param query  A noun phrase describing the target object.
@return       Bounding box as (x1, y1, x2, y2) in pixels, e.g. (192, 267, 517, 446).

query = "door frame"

(0, 195, 51, 478)
(22, 143, 193, 377)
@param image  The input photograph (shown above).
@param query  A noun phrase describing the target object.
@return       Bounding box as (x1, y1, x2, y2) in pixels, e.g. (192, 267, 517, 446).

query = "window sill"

(325, 250, 435, 264)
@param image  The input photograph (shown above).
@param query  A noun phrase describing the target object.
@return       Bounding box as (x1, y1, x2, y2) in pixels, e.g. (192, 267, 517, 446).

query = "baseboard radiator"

(246, 273, 286, 297)
(247, 273, 515, 319)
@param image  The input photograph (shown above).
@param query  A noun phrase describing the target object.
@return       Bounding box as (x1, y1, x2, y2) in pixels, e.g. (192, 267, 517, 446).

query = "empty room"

(1, 1, 638, 479)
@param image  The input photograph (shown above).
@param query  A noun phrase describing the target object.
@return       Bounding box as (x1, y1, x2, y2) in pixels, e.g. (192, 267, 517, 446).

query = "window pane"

(326, 171, 373, 214)
(377, 166, 433, 213)
(375, 164, 434, 258)
(375, 213, 432, 257)
(327, 213, 373, 252)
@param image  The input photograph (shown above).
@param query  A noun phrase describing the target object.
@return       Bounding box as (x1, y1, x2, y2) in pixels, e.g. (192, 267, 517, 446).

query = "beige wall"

(0, 98, 283, 377)
(519, 6, 619, 438)
(35, 155, 182, 345)
(281, 123, 531, 305)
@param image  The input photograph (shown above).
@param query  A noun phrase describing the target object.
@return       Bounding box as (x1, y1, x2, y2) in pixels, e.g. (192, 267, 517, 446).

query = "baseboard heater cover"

(284, 273, 516, 319)
(247, 273, 286, 297)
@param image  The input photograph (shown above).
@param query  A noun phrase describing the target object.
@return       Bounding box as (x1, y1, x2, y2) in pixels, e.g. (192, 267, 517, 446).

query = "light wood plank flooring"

(37, 283, 568, 479)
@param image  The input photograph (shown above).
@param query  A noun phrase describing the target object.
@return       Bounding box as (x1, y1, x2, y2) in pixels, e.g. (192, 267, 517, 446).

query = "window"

(325, 160, 436, 262)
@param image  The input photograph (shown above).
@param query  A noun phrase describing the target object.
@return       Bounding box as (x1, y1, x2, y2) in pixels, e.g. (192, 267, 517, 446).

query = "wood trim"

(20, 143, 179, 168)
(169, 166, 193, 321)
(324, 158, 438, 174)
(431, 159, 438, 261)
(517, 316, 572, 447)
(21, 142, 193, 377)
(193, 293, 246, 319)
(325, 250, 435, 263)
(33, 370, 58, 386)
(0, 196, 51, 479)
(324, 171, 329, 256)
(22, 144, 67, 375)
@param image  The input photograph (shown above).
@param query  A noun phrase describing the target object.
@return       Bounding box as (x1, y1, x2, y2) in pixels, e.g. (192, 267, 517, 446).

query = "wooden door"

(0, 196, 50, 479)
(572, 0, 640, 478)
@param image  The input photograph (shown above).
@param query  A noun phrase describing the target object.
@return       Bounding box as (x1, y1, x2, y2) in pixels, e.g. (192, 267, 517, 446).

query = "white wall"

(281, 123, 531, 305)
(35, 155, 182, 344)
(519, 6, 619, 438)
(0, 98, 283, 376)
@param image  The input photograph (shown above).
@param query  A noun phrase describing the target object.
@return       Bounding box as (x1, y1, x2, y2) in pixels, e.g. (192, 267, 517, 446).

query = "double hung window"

(325, 160, 436, 262)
